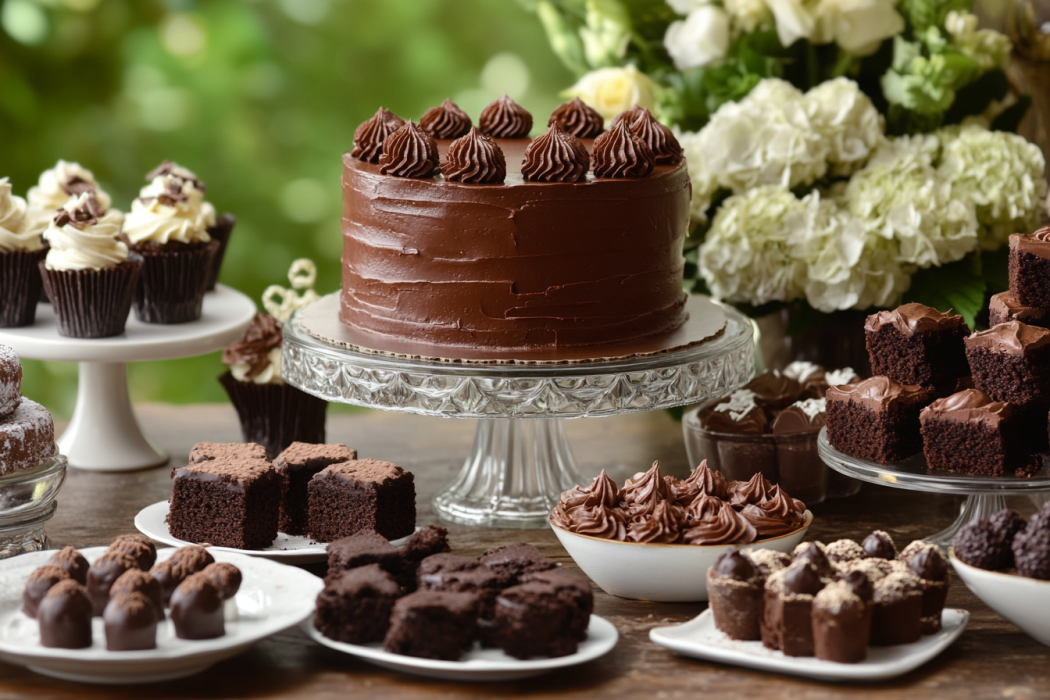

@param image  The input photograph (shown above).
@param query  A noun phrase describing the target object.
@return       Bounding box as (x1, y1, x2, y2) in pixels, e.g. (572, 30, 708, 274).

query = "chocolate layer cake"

(1009, 229, 1050, 307)
(274, 442, 357, 536)
(965, 321, 1050, 407)
(989, 291, 1050, 329)
(864, 303, 969, 393)
(826, 377, 933, 464)
(308, 459, 415, 542)
(168, 458, 281, 549)
(340, 102, 690, 355)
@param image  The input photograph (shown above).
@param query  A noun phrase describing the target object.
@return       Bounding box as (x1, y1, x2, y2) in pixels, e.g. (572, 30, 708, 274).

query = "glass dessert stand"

(281, 296, 755, 529)
(817, 427, 1050, 552)
(0, 446, 67, 557)
(0, 286, 256, 471)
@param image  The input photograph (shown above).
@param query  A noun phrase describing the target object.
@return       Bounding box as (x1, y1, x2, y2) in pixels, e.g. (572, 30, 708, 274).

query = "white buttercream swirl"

(231, 347, 284, 385)
(0, 178, 45, 253)
(43, 194, 127, 271)
(26, 160, 112, 225)
(122, 173, 215, 246)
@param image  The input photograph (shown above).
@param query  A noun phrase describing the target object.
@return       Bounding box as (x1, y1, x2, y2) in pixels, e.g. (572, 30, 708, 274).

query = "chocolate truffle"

(488, 582, 581, 659)
(955, 520, 1006, 570)
(104, 592, 158, 651)
(964, 321, 1050, 407)
(763, 561, 825, 656)
(38, 579, 93, 649)
(48, 546, 89, 585)
(825, 539, 865, 564)
(307, 459, 416, 542)
(826, 377, 933, 464)
(1012, 519, 1050, 580)
(1008, 229, 1050, 307)
(870, 570, 923, 645)
(108, 534, 157, 570)
(864, 303, 970, 394)
(480, 543, 556, 585)
(86, 550, 140, 616)
(200, 562, 242, 600)
(990, 509, 1027, 569)
(110, 568, 165, 620)
(170, 573, 225, 640)
(151, 545, 215, 604)
(920, 389, 1035, 477)
(812, 581, 871, 663)
(989, 291, 1050, 329)
(707, 549, 763, 641)
(902, 542, 950, 633)
(383, 590, 479, 660)
(273, 442, 358, 536)
(22, 564, 70, 619)
(315, 564, 401, 644)
(863, 530, 898, 560)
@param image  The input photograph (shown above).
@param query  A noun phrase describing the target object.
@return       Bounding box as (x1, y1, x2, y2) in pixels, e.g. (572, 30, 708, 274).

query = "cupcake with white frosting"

(122, 162, 220, 323)
(39, 193, 142, 338)
(0, 178, 49, 326)
(26, 160, 112, 227)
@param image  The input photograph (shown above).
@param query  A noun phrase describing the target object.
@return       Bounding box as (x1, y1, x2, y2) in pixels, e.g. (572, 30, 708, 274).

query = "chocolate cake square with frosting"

(965, 321, 1050, 408)
(273, 442, 358, 536)
(826, 377, 933, 464)
(486, 581, 581, 659)
(920, 389, 1036, 477)
(178, 441, 267, 478)
(864, 303, 970, 395)
(989, 291, 1050, 329)
(1009, 230, 1050, 308)
(308, 459, 415, 542)
(168, 458, 281, 550)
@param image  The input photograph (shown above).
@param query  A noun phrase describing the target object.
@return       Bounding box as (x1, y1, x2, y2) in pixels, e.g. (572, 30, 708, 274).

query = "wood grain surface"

(4, 404, 1047, 699)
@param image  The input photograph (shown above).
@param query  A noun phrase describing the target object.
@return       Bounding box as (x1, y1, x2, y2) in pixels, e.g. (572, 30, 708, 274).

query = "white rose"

(765, 0, 816, 47)
(664, 6, 731, 71)
(812, 0, 903, 55)
(564, 65, 658, 122)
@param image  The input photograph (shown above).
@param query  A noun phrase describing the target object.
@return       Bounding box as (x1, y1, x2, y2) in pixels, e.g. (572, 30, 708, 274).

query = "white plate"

(0, 546, 323, 683)
(303, 614, 619, 682)
(649, 608, 969, 682)
(134, 501, 413, 563)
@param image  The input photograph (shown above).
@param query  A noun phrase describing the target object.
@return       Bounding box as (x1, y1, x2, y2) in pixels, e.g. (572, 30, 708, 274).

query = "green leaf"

(904, 253, 986, 328)
(943, 67, 1008, 125)
(980, 246, 1010, 295)
(992, 95, 1032, 133)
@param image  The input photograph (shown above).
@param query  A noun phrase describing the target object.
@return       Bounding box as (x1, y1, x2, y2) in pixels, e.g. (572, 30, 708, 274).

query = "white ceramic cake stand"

(816, 427, 1050, 552)
(0, 285, 256, 472)
(281, 295, 755, 529)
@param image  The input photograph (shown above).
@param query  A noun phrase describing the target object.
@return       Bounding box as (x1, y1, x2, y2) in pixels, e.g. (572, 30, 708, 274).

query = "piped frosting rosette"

(0, 177, 45, 253)
(123, 166, 216, 246)
(27, 160, 112, 226)
(43, 193, 127, 271)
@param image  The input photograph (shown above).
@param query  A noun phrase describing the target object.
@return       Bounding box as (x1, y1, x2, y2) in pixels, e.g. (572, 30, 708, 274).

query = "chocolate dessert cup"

(130, 238, 219, 324)
(205, 213, 236, 291)
(39, 256, 142, 339)
(0, 248, 47, 327)
(219, 371, 327, 459)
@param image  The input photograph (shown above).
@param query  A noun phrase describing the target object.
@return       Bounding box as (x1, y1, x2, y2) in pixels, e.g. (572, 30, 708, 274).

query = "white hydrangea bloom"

(698, 186, 808, 305)
(666, 0, 713, 13)
(664, 6, 732, 71)
(945, 11, 1011, 71)
(937, 124, 1048, 250)
(677, 129, 721, 224)
(804, 78, 886, 177)
(724, 0, 771, 31)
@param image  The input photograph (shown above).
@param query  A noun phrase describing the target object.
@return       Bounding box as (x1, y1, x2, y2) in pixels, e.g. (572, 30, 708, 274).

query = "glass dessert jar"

(0, 445, 66, 557)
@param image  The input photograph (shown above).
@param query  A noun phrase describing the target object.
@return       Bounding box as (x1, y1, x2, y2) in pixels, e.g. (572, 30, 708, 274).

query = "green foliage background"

(0, 0, 573, 417)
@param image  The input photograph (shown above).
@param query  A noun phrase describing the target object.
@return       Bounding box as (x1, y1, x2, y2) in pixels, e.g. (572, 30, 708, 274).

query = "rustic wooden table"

(6, 404, 1048, 699)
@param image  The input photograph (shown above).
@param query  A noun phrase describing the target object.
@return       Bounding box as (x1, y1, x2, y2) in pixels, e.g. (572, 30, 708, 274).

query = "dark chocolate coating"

(110, 569, 165, 620)
(862, 531, 897, 560)
(86, 551, 140, 616)
(712, 549, 756, 581)
(784, 562, 823, 596)
(170, 573, 225, 640)
(108, 535, 157, 570)
(22, 565, 69, 619)
(201, 563, 242, 600)
(38, 580, 93, 649)
(104, 592, 158, 651)
(48, 546, 89, 585)
(955, 520, 1006, 570)
(906, 546, 949, 582)
(151, 546, 215, 605)
(793, 542, 834, 578)
(840, 570, 874, 603)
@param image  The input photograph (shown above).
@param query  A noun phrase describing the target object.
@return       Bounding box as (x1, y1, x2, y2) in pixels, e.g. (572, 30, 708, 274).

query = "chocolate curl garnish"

(60, 176, 98, 198)
(53, 193, 105, 228)
(441, 127, 506, 184)
(591, 119, 655, 178)
(629, 109, 682, 165)
(611, 104, 646, 129)
(222, 313, 283, 379)
(420, 98, 472, 139)
(521, 123, 589, 183)
(479, 94, 533, 139)
(548, 97, 604, 139)
(145, 160, 205, 191)
(352, 108, 405, 163)
(379, 121, 440, 179)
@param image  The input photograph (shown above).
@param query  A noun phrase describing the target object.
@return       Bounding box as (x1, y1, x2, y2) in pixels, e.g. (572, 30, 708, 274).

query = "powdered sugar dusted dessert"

(0, 344, 21, 418)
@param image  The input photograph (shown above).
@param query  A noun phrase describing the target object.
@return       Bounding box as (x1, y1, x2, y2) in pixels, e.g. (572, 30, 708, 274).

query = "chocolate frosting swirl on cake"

(420, 99, 472, 139)
(591, 120, 655, 179)
(547, 98, 604, 138)
(479, 95, 532, 139)
(611, 105, 646, 128)
(728, 472, 773, 508)
(683, 496, 757, 545)
(671, 460, 728, 504)
(990, 291, 1047, 324)
(520, 124, 589, 183)
(221, 314, 282, 381)
(379, 122, 440, 178)
(627, 499, 682, 543)
(559, 469, 621, 510)
(1010, 227, 1050, 260)
(965, 320, 1050, 357)
(826, 376, 929, 412)
(621, 461, 673, 516)
(921, 388, 1010, 427)
(352, 108, 405, 163)
(441, 127, 507, 184)
(864, 303, 965, 336)
(738, 486, 806, 537)
(563, 503, 627, 541)
(628, 109, 682, 165)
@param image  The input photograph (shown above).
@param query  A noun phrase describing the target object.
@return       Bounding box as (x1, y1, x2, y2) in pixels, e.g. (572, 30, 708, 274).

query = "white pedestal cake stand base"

(281, 296, 755, 529)
(0, 285, 256, 472)
(817, 427, 1050, 552)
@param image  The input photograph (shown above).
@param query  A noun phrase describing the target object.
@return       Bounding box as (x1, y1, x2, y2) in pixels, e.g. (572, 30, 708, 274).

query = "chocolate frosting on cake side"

(965, 320, 1050, 356)
(1010, 227, 1050, 259)
(826, 376, 929, 412)
(921, 388, 1010, 427)
(864, 302, 964, 336)
(989, 291, 1047, 323)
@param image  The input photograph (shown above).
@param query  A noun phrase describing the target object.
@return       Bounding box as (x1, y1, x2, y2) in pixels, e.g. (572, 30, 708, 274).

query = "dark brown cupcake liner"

(131, 239, 219, 324)
(38, 256, 143, 338)
(0, 248, 47, 327)
(219, 371, 327, 459)
(205, 213, 235, 291)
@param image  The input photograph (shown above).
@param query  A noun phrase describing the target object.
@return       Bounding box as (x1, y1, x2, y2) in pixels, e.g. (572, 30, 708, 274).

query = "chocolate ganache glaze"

(864, 302, 964, 336)
(1010, 227, 1050, 259)
(420, 99, 472, 139)
(548, 98, 604, 138)
(592, 119, 655, 179)
(921, 388, 1010, 427)
(340, 116, 690, 352)
(479, 95, 532, 139)
(964, 320, 1050, 356)
(629, 110, 682, 165)
(441, 127, 506, 184)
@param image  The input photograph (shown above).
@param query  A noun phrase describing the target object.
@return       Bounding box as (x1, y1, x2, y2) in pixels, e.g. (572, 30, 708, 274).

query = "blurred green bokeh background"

(0, 0, 572, 418)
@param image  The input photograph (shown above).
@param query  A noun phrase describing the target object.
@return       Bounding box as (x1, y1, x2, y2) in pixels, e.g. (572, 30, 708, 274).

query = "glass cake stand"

(281, 297, 755, 528)
(817, 427, 1050, 552)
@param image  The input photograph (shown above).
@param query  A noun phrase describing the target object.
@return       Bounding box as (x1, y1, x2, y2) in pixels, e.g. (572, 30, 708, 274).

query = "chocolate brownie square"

(864, 304, 969, 394)
(308, 459, 415, 542)
(989, 291, 1050, 330)
(402, 525, 451, 564)
(383, 590, 479, 660)
(274, 442, 357, 536)
(325, 530, 404, 584)
(826, 377, 933, 464)
(966, 321, 1050, 408)
(168, 458, 280, 549)
(480, 543, 556, 585)
(417, 555, 505, 617)
(920, 389, 1037, 477)
(314, 564, 401, 644)
(521, 568, 593, 641)
(488, 582, 580, 658)
(1009, 230, 1050, 307)
(174, 442, 267, 478)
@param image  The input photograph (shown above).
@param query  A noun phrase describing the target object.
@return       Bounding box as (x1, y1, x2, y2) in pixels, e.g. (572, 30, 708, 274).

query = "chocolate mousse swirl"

(221, 313, 282, 380)
(627, 500, 682, 543)
(560, 469, 621, 510)
(591, 120, 655, 179)
(521, 124, 589, 183)
(547, 98, 604, 138)
(672, 460, 728, 505)
(352, 108, 405, 163)
(379, 122, 440, 179)
(864, 302, 964, 336)
(611, 105, 646, 128)
(571, 504, 627, 540)
(738, 485, 805, 538)
(727, 472, 773, 509)
(621, 461, 672, 517)
(628, 109, 682, 165)
(420, 98, 472, 139)
(441, 127, 506, 184)
(682, 496, 757, 545)
(479, 95, 532, 139)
